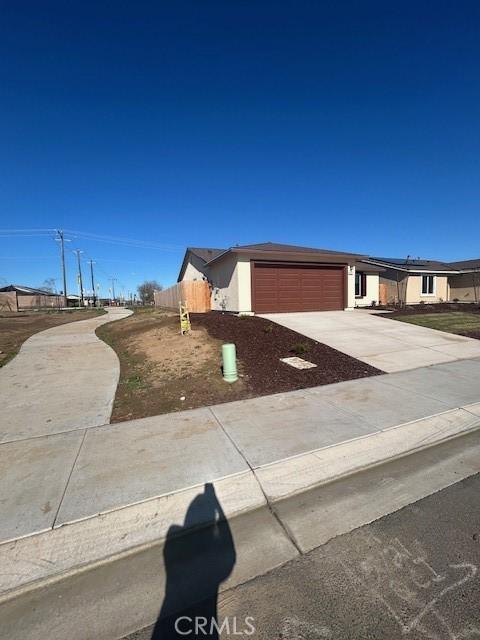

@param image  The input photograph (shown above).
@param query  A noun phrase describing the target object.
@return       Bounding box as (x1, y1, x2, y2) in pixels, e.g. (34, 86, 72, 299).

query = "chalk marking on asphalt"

(338, 531, 478, 640)
(280, 615, 333, 639)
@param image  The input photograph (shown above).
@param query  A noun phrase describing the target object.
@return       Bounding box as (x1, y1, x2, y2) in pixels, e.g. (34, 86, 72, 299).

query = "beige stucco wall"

(449, 272, 480, 303)
(405, 275, 449, 304)
(181, 254, 209, 281)
(380, 270, 449, 304)
(182, 251, 359, 313)
(236, 257, 252, 312)
(346, 267, 355, 309)
(355, 273, 380, 307)
(209, 254, 253, 313)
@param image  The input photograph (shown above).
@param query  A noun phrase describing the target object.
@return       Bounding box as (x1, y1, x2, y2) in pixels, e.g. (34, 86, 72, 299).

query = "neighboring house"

(448, 259, 480, 303)
(364, 257, 480, 305)
(0, 284, 65, 310)
(178, 243, 383, 313)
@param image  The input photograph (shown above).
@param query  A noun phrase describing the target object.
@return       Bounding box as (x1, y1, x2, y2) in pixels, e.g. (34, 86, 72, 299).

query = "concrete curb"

(2, 406, 480, 596)
(2, 407, 480, 640)
(255, 406, 480, 501)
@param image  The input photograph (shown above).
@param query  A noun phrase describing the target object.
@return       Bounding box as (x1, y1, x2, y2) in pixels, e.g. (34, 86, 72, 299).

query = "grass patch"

(393, 312, 480, 334)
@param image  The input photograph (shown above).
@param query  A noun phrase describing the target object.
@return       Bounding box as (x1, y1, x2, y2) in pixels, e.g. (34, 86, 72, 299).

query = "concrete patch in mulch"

(280, 356, 317, 370)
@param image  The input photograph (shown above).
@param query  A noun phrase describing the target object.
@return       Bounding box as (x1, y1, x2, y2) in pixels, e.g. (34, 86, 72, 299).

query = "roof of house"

(205, 242, 363, 265)
(229, 242, 361, 256)
(177, 247, 225, 281)
(448, 258, 480, 271)
(364, 257, 457, 273)
(356, 261, 385, 273)
(0, 284, 58, 295)
(178, 242, 364, 280)
(188, 247, 226, 262)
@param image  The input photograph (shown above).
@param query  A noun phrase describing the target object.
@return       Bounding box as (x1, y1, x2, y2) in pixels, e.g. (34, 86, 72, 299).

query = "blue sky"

(1, 1, 480, 295)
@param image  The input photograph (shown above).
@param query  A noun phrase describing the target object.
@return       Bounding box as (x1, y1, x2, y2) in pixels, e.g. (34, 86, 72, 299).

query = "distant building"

(0, 284, 66, 311)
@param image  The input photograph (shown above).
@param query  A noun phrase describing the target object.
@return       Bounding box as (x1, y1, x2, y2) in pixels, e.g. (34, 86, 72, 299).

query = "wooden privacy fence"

(154, 280, 211, 312)
(0, 292, 66, 312)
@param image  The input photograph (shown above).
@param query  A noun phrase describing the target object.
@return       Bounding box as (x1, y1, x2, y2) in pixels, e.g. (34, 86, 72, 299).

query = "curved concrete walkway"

(0, 308, 132, 443)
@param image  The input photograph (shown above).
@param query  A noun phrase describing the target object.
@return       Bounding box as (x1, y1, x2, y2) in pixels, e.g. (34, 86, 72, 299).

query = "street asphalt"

(125, 473, 480, 640)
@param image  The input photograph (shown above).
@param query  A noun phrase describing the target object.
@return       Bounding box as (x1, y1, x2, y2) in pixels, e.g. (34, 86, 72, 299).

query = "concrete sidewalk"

(1, 357, 480, 640)
(1, 357, 480, 544)
(0, 307, 132, 442)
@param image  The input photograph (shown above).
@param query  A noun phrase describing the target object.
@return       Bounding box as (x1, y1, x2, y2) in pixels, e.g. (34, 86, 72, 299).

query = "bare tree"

(41, 277, 57, 293)
(137, 280, 163, 304)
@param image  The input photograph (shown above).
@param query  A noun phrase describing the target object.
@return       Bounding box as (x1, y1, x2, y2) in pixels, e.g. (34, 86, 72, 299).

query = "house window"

(421, 275, 435, 295)
(355, 272, 367, 297)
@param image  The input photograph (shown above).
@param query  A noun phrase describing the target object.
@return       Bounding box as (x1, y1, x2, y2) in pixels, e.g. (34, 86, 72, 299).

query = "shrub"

(290, 342, 308, 356)
(263, 323, 273, 333)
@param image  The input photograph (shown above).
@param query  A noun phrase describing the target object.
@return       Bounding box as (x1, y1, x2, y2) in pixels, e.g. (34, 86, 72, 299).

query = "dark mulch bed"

(462, 331, 480, 340)
(192, 312, 382, 395)
(381, 302, 480, 317)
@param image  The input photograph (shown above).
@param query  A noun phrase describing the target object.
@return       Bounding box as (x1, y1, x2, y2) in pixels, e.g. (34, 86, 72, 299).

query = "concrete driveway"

(261, 310, 480, 372)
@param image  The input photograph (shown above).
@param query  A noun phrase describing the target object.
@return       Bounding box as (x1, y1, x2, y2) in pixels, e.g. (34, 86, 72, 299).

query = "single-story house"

(178, 242, 383, 313)
(363, 257, 480, 304)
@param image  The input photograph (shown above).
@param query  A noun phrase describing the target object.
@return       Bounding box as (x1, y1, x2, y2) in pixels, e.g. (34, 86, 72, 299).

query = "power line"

(0, 228, 180, 251)
(64, 229, 181, 251)
(0, 233, 56, 238)
(0, 228, 56, 234)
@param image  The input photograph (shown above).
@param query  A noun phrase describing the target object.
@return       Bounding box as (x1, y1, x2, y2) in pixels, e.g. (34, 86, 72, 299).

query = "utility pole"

(55, 230, 69, 302)
(88, 260, 96, 305)
(73, 250, 84, 305)
(109, 277, 117, 304)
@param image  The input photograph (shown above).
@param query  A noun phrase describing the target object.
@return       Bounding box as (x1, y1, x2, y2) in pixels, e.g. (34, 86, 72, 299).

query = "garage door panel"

(253, 263, 344, 313)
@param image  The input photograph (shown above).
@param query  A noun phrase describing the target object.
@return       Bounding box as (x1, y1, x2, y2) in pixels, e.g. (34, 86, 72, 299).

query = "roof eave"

(177, 248, 194, 282)
(206, 247, 364, 266)
(363, 259, 458, 274)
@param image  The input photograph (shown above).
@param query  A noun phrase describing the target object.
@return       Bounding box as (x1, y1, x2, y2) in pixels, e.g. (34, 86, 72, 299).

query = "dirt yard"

(96, 309, 249, 422)
(97, 309, 381, 423)
(0, 309, 105, 367)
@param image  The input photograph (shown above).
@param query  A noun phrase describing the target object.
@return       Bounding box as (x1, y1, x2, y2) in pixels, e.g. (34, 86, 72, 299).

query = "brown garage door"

(252, 262, 345, 313)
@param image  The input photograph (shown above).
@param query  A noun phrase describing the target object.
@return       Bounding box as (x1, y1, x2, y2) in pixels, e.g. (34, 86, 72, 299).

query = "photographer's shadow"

(152, 483, 236, 640)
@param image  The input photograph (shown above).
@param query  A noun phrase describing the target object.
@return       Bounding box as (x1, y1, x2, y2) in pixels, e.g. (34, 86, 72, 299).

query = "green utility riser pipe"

(222, 343, 238, 383)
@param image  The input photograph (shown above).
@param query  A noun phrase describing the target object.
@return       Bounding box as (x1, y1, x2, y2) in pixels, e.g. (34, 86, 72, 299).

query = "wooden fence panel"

(0, 291, 18, 312)
(154, 281, 211, 312)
